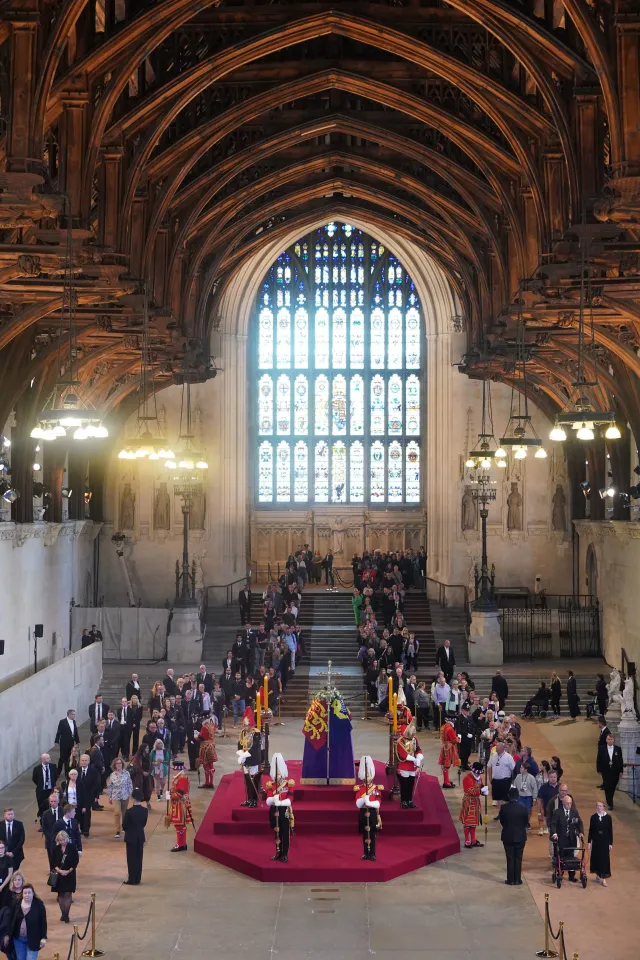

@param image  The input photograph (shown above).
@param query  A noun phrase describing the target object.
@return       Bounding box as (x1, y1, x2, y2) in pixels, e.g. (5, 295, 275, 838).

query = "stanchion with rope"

(73, 924, 79, 960)
(82, 893, 105, 957)
(272, 695, 284, 726)
(535, 893, 559, 958)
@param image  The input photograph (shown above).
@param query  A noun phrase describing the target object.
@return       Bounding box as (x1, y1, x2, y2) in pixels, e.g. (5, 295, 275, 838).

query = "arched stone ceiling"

(0, 0, 639, 451)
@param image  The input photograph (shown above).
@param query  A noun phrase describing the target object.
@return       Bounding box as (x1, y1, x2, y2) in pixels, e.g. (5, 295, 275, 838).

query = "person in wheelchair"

(550, 793, 584, 882)
(521, 681, 550, 718)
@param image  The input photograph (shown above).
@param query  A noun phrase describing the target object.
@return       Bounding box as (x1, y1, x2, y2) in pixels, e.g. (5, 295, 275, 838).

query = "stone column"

(218, 331, 248, 584)
(618, 713, 640, 796)
(426, 323, 455, 586)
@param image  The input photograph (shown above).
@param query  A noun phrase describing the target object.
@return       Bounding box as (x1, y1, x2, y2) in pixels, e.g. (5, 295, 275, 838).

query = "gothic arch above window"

(254, 222, 422, 506)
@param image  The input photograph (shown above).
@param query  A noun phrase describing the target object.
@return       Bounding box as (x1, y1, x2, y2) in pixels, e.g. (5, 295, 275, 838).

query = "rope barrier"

(56, 893, 104, 960)
(334, 569, 355, 588)
(535, 893, 575, 960)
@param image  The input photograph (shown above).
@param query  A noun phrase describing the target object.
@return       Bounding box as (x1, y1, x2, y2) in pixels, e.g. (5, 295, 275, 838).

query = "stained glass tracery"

(255, 223, 422, 504)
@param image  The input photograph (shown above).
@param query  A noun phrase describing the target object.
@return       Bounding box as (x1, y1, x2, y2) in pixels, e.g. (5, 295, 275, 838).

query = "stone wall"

(0, 521, 99, 689)
(0, 643, 102, 790)
(573, 520, 640, 669)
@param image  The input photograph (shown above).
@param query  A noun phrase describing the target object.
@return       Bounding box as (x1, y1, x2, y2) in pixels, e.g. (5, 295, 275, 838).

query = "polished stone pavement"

(1, 711, 637, 960)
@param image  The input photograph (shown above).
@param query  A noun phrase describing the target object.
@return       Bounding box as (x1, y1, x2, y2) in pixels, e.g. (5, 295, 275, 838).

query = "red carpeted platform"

(194, 760, 460, 882)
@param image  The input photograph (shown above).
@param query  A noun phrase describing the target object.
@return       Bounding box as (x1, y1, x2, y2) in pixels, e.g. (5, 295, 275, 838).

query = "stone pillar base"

(167, 605, 203, 664)
(467, 609, 503, 665)
(605, 702, 622, 740)
(618, 715, 640, 796)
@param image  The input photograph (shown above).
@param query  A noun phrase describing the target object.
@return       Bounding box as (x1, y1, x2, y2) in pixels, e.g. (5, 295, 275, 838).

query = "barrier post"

(73, 925, 79, 960)
(535, 894, 559, 958)
(82, 893, 105, 957)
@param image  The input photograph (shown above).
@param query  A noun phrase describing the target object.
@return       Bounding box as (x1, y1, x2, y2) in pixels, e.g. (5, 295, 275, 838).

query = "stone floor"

(1, 711, 637, 960)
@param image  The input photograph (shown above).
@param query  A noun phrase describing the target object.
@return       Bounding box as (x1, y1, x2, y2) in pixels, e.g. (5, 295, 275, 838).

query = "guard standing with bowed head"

(355, 756, 383, 861)
(395, 720, 424, 808)
(265, 754, 295, 862)
(237, 707, 262, 807)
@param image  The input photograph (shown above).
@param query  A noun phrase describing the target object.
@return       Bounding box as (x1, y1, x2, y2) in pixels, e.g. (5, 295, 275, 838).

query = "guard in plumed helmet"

(355, 755, 383, 861)
(165, 758, 194, 852)
(236, 706, 261, 807)
(265, 753, 295, 862)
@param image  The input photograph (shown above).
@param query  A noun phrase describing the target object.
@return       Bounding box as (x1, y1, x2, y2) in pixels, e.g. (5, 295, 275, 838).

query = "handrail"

(426, 577, 472, 625)
(204, 576, 251, 609)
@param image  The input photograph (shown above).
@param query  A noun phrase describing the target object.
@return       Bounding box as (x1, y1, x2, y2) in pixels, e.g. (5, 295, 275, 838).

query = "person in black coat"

(595, 674, 608, 717)
(7, 883, 47, 953)
(498, 787, 529, 885)
(435, 641, 455, 683)
(238, 584, 252, 625)
(566, 670, 580, 718)
(51, 833, 79, 923)
(31, 754, 58, 818)
(491, 671, 509, 710)
(54, 710, 80, 776)
(41, 794, 62, 868)
(75, 757, 100, 836)
(103, 712, 121, 771)
(88, 695, 110, 734)
(588, 801, 613, 884)
(456, 704, 475, 770)
(196, 666, 214, 694)
(52, 805, 83, 854)
(163, 669, 179, 698)
(550, 672, 562, 717)
(122, 789, 149, 885)
(550, 793, 584, 881)
(117, 697, 134, 760)
(596, 734, 624, 809)
(125, 674, 142, 703)
(322, 553, 334, 586)
(0, 812, 24, 871)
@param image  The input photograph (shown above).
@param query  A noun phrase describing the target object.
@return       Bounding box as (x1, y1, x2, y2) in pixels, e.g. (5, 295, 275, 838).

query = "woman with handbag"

(8, 882, 47, 959)
(51, 831, 79, 923)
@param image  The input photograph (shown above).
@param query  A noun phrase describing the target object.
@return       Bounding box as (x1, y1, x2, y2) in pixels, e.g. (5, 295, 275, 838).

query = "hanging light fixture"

(464, 379, 499, 472)
(167, 364, 208, 478)
(117, 283, 170, 460)
(31, 199, 109, 442)
(548, 220, 619, 444)
(498, 299, 546, 460)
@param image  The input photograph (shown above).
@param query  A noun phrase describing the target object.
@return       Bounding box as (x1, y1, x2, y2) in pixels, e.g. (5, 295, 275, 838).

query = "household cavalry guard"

(194, 713, 218, 789)
(265, 753, 295, 862)
(355, 755, 383, 861)
(395, 720, 424, 809)
(165, 758, 195, 851)
(395, 684, 413, 731)
(237, 707, 262, 807)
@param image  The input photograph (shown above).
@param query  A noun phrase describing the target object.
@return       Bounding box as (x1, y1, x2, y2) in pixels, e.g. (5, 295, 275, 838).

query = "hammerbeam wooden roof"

(0, 0, 639, 441)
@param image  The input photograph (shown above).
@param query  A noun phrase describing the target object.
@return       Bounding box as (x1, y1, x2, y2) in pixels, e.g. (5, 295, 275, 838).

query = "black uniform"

(499, 797, 529, 885)
(357, 786, 382, 861)
(122, 803, 149, 885)
(239, 729, 262, 807)
(182, 698, 200, 771)
(456, 712, 475, 770)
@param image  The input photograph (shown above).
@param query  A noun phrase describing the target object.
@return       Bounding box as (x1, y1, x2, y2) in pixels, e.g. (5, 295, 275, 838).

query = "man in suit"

(566, 669, 580, 718)
(54, 709, 80, 776)
(32, 752, 58, 818)
(595, 716, 611, 786)
(104, 710, 121, 772)
(196, 664, 213, 694)
(322, 552, 334, 586)
(117, 696, 133, 760)
(491, 670, 509, 711)
(77, 754, 100, 837)
(498, 787, 529, 885)
(122, 788, 149, 885)
(238, 583, 252, 625)
(126, 673, 142, 702)
(456, 703, 476, 771)
(597, 733, 624, 810)
(89, 694, 110, 734)
(435, 639, 456, 684)
(53, 803, 83, 854)
(88, 738, 106, 811)
(89, 623, 103, 643)
(163, 668, 179, 697)
(41, 792, 62, 867)
(182, 690, 200, 771)
(0, 808, 25, 869)
(550, 793, 584, 881)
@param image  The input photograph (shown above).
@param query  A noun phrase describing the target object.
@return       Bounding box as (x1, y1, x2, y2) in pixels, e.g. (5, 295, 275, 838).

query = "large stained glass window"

(254, 223, 422, 504)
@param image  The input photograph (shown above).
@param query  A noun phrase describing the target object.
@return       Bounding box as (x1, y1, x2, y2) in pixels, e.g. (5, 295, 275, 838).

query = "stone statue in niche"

(332, 517, 344, 556)
(507, 481, 523, 531)
(189, 485, 206, 530)
(461, 486, 477, 531)
(154, 482, 171, 531)
(552, 484, 566, 531)
(120, 483, 135, 530)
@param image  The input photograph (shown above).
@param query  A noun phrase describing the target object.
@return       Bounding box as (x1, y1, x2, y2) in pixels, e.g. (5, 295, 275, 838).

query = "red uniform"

(168, 771, 194, 850)
(438, 722, 459, 787)
(459, 772, 482, 846)
(195, 721, 218, 788)
(396, 733, 422, 772)
(265, 777, 295, 860)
